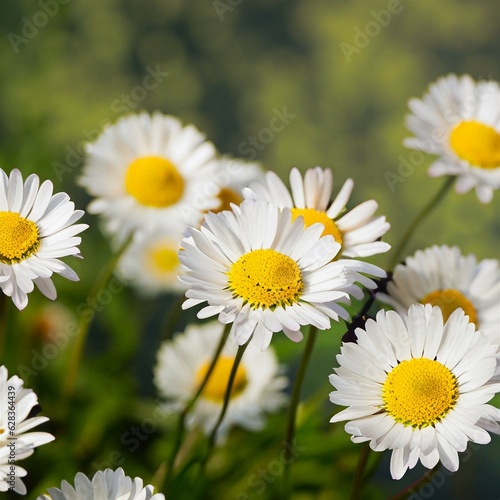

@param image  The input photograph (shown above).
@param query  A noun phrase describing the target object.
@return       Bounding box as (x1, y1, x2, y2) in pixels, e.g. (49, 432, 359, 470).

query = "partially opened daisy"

(0, 168, 88, 310)
(329, 304, 500, 480)
(37, 467, 165, 500)
(243, 166, 391, 258)
(405, 74, 500, 203)
(378, 245, 500, 342)
(1, 365, 55, 495)
(78, 112, 220, 243)
(179, 200, 386, 350)
(154, 321, 288, 441)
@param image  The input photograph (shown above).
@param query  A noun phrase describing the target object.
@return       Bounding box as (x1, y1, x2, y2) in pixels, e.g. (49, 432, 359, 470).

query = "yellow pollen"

(147, 245, 179, 274)
(449, 121, 500, 169)
(291, 208, 343, 245)
(420, 288, 478, 326)
(228, 249, 303, 309)
(124, 156, 185, 207)
(213, 187, 242, 213)
(0, 211, 40, 264)
(383, 358, 458, 428)
(195, 356, 248, 402)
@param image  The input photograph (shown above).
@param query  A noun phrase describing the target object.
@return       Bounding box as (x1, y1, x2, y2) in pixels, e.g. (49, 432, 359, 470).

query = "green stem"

(388, 176, 455, 270)
(63, 237, 131, 400)
(165, 322, 231, 485)
(388, 466, 440, 500)
(350, 443, 371, 500)
(0, 293, 8, 362)
(282, 325, 318, 499)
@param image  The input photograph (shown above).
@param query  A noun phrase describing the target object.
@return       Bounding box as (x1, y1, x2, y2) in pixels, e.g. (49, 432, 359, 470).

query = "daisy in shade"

(37, 468, 165, 500)
(378, 245, 500, 342)
(243, 167, 390, 258)
(1, 365, 55, 495)
(78, 112, 220, 243)
(404, 74, 500, 203)
(179, 200, 386, 350)
(0, 168, 87, 310)
(329, 304, 500, 480)
(154, 321, 288, 442)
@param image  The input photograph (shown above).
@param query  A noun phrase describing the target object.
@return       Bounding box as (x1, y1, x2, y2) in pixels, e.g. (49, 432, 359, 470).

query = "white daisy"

(179, 200, 386, 350)
(116, 227, 186, 297)
(154, 321, 288, 442)
(243, 166, 391, 258)
(329, 304, 500, 480)
(0, 168, 88, 310)
(78, 112, 220, 243)
(37, 467, 165, 500)
(404, 74, 500, 203)
(0, 365, 55, 495)
(378, 245, 500, 343)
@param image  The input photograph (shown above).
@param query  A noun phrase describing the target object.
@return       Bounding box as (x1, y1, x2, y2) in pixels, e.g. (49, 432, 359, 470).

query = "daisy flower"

(329, 304, 500, 480)
(1, 365, 55, 495)
(179, 200, 386, 350)
(243, 166, 391, 258)
(78, 112, 220, 243)
(154, 321, 288, 442)
(404, 74, 500, 203)
(378, 245, 500, 342)
(0, 168, 88, 310)
(37, 467, 165, 500)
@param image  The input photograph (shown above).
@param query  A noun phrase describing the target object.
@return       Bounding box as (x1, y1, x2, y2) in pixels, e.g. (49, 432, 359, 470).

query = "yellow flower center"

(291, 208, 343, 245)
(383, 358, 458, 428)
(0, 211, 40, 264)
(228, 249, 303, 309)
(420, 288, 478, 326)
(124, 156, 185, 207)
(195, 356, 248, 402)
(449, 120, 500, 169)
(147, 245, 179, 274)
(213, 187, 242, 213)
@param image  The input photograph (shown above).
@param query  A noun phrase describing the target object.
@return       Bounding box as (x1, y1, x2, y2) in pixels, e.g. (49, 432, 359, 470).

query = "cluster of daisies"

(0, 73, 499, 497)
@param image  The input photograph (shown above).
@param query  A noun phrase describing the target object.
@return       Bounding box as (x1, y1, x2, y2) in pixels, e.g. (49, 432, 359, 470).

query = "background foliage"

(1, 0, 499, 498)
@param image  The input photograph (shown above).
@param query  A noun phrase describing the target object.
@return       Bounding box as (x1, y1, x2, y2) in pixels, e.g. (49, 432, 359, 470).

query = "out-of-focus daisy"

(180, 200, 386, 350)
(116, 227, 186, 297)
(379, 245, 500, 342)
(0, 168, 87, 310)
(154, 321, 288, 442)
(404, 74, 500, 203)
(329, 304, 500, 480)
(1, 365, 55, 495)
(243, 167, 390, 258)
(78, 112, 220, 242)
(37, 467, 165, 500)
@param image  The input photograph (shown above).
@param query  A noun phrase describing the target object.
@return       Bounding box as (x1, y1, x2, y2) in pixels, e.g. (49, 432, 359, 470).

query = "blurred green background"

(1, 0, 499, 498)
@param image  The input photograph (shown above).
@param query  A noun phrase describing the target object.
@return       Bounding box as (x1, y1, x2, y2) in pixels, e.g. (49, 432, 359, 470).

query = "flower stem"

(388, 176, 455, 270)
(0, 293, 8, 361)
(282, 324, 318, 499)
(63, 237, 131, 400)
(350, 443, 371, 500)
(388, 466, 440, 500)
(165, 322, 231, 485)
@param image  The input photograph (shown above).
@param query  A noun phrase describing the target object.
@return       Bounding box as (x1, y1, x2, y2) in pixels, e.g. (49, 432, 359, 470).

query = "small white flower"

(0, 168, 88, 310)
(180, 200, 386, 350)
(243, 166, 391, 258)
(404, 74, 500, 203)
(78, 112, 220, 243)
(154, 321, 288, 442)
(0, 366, 55, 495)
(329, 304, 500, 480)
(379, 245, 500, 343)
(37, 467, 165, 500)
